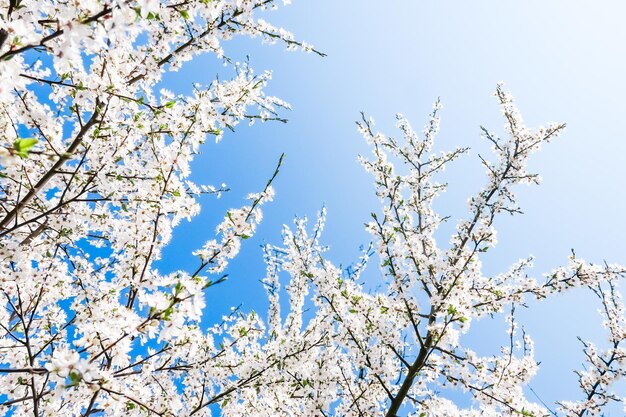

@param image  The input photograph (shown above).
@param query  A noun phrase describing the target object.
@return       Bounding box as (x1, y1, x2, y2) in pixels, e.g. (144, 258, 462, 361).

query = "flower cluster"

(45, 349, 99, 385)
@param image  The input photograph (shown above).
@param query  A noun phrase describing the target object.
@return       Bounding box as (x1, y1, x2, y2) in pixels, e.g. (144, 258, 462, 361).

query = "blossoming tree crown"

(1, 1, 625, 416)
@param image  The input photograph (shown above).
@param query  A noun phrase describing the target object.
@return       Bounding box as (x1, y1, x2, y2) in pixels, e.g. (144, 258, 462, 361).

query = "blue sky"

(158, 1, 626, 413)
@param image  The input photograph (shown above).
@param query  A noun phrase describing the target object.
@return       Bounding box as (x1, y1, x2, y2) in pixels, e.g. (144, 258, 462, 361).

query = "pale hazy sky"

(160, 2, 626, 413)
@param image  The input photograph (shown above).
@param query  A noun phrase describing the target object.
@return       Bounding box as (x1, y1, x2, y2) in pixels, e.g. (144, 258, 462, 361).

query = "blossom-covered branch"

(218, 86, 626, 416)
(0, 0, 316, 415)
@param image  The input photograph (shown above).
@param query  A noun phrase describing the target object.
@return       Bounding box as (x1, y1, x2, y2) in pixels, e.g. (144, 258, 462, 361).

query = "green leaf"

(13, 138, 38, 158)
(165, 100, 176, 109)
(68, 371, 81, 386)
(179, 9, 190, 19)
(163, 306, 174, 321)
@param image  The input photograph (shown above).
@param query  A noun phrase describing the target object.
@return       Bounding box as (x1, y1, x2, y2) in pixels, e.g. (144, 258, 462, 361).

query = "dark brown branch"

(0, 102, 102, 233)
